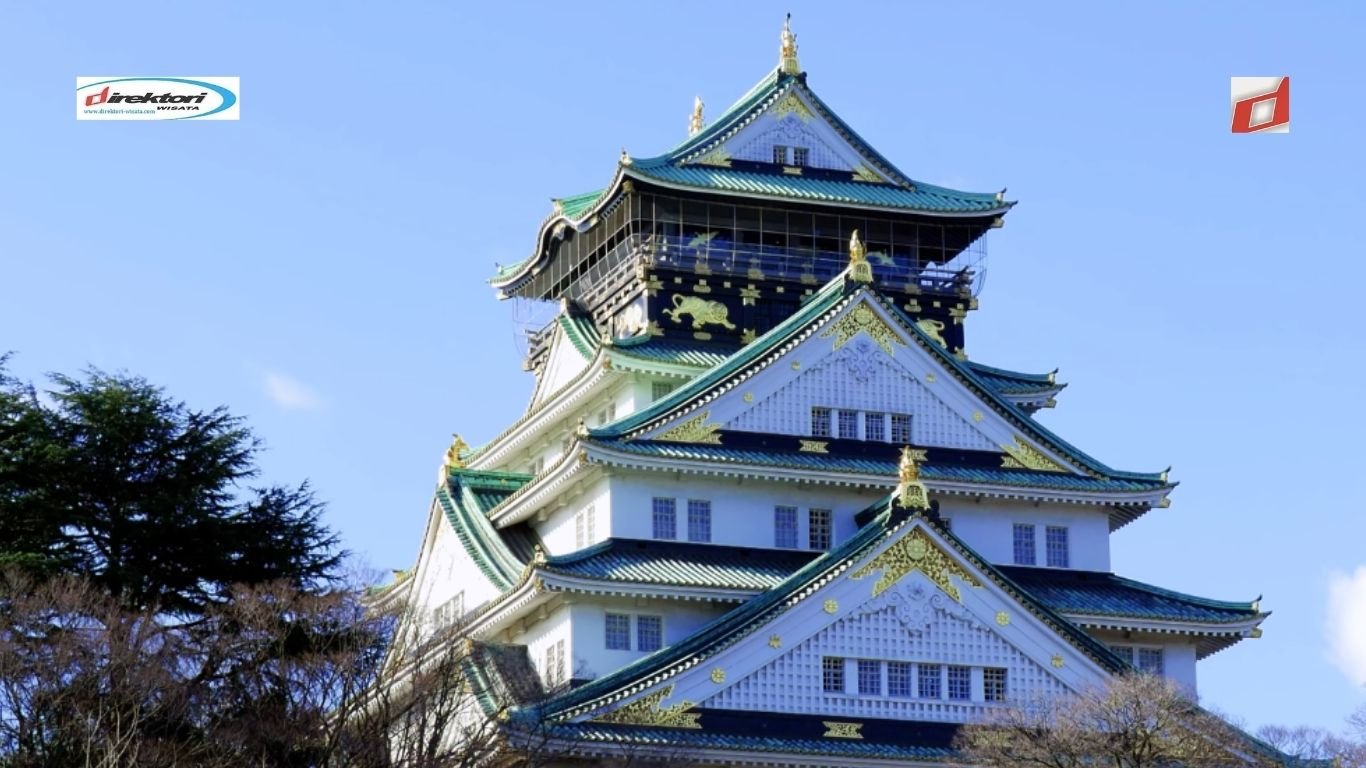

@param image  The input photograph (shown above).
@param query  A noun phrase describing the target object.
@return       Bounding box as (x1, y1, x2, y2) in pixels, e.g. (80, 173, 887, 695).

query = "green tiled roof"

(608, 336, 733, 369)
(558, 314, 599, 359)
(555, 189, 605, 219)
(545, 539, 817, 591)
(436, 469, 536, 590)
(966, 361, 1062, 396)
(998, 566, 1260, 625)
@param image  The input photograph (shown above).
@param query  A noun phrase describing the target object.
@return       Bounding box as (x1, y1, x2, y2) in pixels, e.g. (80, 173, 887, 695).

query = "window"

(637, 615, 663, 652)
(1046, 525, 1070, 568)
(809, 508, 832, 551)
(918, 664, 941, 699)
(432, 592, 463, 627)
(774, 506, 799, 548)
(575, 504, 595, 548)
(1110, 645, 1134, 665)
(865, 412, 885, 442)
(605, 613, 631, 650)
(792, 146, 809, 166)
(1138, 648, 1165, 675)
(858, 659, 882, 695)
(822, 657, 845, 693)
(890, 413, 912, 443)
(811, 406, 831, 437)
(947, 665, 971, 701)
(530, 456, 544, 475)
(1013, 523, 1036, 566)
(545, 640, 565, 687)
(652, 498, 677, 540)
(651, 381, 676, 401)
(888, 661, 913, 697)
(984, 668, 1008, 702)
(838, 410, 859, 439)
(772, 145, 789, 165)
(687, 499, 711, 543)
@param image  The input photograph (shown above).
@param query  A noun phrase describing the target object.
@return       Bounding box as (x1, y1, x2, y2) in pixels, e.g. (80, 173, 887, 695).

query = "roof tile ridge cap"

(1105, 572, 1262, 611)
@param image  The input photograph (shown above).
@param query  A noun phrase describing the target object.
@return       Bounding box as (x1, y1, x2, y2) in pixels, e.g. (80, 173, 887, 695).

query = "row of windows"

(771, 144, 810, 166)
(1111, 645, 1165, 674)
(822, 657, 1007, 702)
(1012, 523, 1070, 568)
(605, 613, 664, 652)
(430, 592, 463, 628)
(811, 407, 912, 443)
(652, 497, 712, 542)
(774, 506, 832, 550)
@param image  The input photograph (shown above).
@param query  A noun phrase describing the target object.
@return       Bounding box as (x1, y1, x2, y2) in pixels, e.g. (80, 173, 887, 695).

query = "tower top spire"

(896, 446, 930, 511)
(689, 95, 704, 136)
(779, 13, 800, 75)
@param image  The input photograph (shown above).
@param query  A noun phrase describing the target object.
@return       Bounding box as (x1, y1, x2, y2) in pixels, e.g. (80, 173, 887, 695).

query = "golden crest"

(591, 685, 702, 729)
(656, 411, 722, 444)
(820, 302, 904, 356)
(851, 529, 981, 602)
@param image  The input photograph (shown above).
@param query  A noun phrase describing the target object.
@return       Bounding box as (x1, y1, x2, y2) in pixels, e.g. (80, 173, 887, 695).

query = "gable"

(531, 318, 595, 407)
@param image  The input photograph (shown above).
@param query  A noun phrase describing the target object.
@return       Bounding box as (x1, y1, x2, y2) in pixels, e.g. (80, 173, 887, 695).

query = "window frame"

(774, 505, 799, 549)
(918, 663, 942, 699)
(808, 508, 832, 551)
(984, 667, 1008, 702)
(652, 497, 677, 540)
(687, 499, 712, 543)
(636, 615, 664, 652)
(947, 665, 972, 701)
(811, 406, 832, 438)
(1012, 523, 1037, 566)
(605, 613, 631, 650)
(822, 656, 846, 694)
(890, 413, 912, 444)
(1045, 525, 1070, 568)
(857, 659, 882, 696)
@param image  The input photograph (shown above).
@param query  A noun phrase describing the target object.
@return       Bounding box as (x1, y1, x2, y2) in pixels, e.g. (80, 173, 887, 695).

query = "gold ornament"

(823, 721, 864, 740)
(851, 528, 981, 602)
(664, 294, 736, 331)
(1000, 436, 1067, 473)
(799, 440, 829, 454)
(692, 147, 732, 167)
(823, 599, 839, 614)
(656, 411, 722, 444)
(778, 14, 802, 76)
(847, 229, 873, 283)
(710, 667, 726, 684)
(852, 164, 881, 183)
(444, 434, 469, 469)
(768, 634, 782, 649)
(916, 318, 947, 347)
(591, 685, 701, 729)
(820, 303, 904, 356)
(895, 446, 930, 511)
(1051, 654, 1065, 669)
(688, 96, 704, 136)
(995, 611, 1010, 627)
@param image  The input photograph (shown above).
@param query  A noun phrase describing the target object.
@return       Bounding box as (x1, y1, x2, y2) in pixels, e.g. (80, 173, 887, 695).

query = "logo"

(1230, 76, 1289, 133)
(76, 77, 239, 121)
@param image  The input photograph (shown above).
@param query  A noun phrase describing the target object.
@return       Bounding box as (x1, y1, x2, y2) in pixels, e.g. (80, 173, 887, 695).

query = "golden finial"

(689, 96, 705, 136)
(575, 417, 589, 438)
(779, 14, 801, 75)
(532, 544, 547, 567)
(848, 229, 873, 283)
(896, 446, 930, 511)
(444, 433, 469, 469)
(619, 148, 632, 166)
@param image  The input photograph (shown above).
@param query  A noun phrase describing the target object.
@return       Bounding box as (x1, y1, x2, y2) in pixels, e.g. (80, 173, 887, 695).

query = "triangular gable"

(541, 511, 1123, 728)
(530, 315, 596, 407)
(637, 290, 1082, 474)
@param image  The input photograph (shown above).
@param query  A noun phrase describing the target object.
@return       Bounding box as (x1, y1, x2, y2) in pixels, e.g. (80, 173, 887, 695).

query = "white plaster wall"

(1090, 630, 1199, 694)
(532, 331, 591, 407)
(568, 598, 729, 682)
(938, 498, 1111, 572)
(607, 470, 885, 550)
(411, 513, 501, 618)
(531, 475, 612, 555)
(512, 603, 574, 686)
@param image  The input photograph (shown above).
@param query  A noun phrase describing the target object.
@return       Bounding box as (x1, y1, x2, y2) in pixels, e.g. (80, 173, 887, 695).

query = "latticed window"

(811, 407, 831, 437)
(865, 412, 885, 442)
(605, 613, 630, 650)
(1138, 648, 1164, 675)
(774, 506, 799, 548)
(575, 504, 595, 548)
(792, 146, 809, 166)
(1111, 645, 1134, 664)
(890, 413, 912, 443)
(888, 661, 913, 697)
(687, 499, 711, 543)
(652, 497, 677, 540)
(637, 616, 663, 652)
(1013, 523, 1036, 565)
(857, 660, 882, 695)
(822, 657, 845, 693)
(545, 640, 565, 687)
(809, 508, 832, 550)
(918, 664, 941, 699)
(651, 381, 676, 401)
(947, 665, 971, 700)
(838, 410, 859, 439)
(772, 145, 789, 165)
(1046, 525, 1070, 567)
(984, 667, 1008, 702)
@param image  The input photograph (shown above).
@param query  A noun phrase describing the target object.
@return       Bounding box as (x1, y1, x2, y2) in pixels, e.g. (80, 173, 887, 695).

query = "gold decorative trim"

(768, 634, 782, 649)
(820, 303, 904, 356)
(1000, 436, 1067, 473)
(823, 721, 863, 740)
(646, 275, 663, 296)
(791, 361, 801, 371)
(847, 230, 873, 283)
(741, 328, 757, 345)
(916, 318, 947, 347)
(779, 14, 801, 76)
(799, 440, 829, 454)
(591, 685, 701, 729)
(925, 373, 936, 384)
(648, 321, 664, 337)
(693, 280, 711, 294)
(972, 411, 984, 423)
(743, 392, 755, 404)
(1051, 654, 1065, 669)
(823, 599, 839, 614)
(656, 411, 722, 444)
(851, 528, 982, 602)
(688, 95, 704, 136)
(692, 147, 732, 167)
(852, 163, 881, 183)
(895, 446, 930, 511)
(664, 294, 735, 331)
(953, 347, 969, 361)
(740, 285, 760, 306)
(995, 611, 1011, 627)
(710, 667, 726, 684)
(782, 165, 803, 175)
(771, 91, 812, 122)
(693, 331, 712, 341)
(443, 433, 469, 470)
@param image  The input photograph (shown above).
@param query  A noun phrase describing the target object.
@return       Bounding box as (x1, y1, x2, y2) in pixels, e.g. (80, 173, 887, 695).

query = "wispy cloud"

(1327, 566, 1366, 687)
(263, 372, 323, 411)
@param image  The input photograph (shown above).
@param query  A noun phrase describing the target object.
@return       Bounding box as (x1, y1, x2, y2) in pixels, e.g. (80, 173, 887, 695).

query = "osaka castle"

(386, 19, 1280, 766)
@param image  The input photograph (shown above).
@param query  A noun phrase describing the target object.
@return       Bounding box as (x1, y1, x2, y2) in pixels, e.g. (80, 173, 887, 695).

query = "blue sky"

(2, 0, 1363, 734)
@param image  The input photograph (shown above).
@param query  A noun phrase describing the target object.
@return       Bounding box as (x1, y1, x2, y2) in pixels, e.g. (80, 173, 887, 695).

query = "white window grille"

(651, 381, 676, 401)
(918, 664, 941, 699)
(772, 145, 789, 165)
(1013, 523, 1036, 566)
(1138, 648, 1165, 675)
(857, 659, 882, 695)
(575, 504, 595, 548)
(687, 499, 711, 543)
(605, 613, 631, 650)
(888, 661, 913, 697)
(865, 412, 886, 442)
(947, 666, 971, 700)
(838, 410, 859, 439)
(792, 146, 809, 166)
(774, 506, 799, 548)
(652, 497, 676, 540)
(1046, 525, 1069, 568)
(637, 615, 663, 652)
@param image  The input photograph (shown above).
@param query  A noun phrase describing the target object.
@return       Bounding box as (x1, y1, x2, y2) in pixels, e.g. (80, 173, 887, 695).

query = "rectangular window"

(918, 664, 941, 699)
(793, 146, 809, 166)
(652, 497, 677, 540)
(809, 508, 832, 551)
(575, 504, 595, 548)
(822, 656, 845, 694)
(947, 665, 971, 701)
(687, 499, 712, 543)
(1138, 648, 1165, 675)
(605, 613, 631, 650)
(888, 661, 913, 697)
(1046, 525, 1070, 568)
(984, 668, 1008, 702)
(774, 506, 799, 548)
(811, 406, 831, 437)
(772, 145, 789, 165)
(857, 659, 882, 695)
(651, 381, 676, 401)
(838, 409, 859, 439)
(1013, 523, 1036, 566)
(545, 639, 565, 687)
(1110, 645, 1135, 665)
(864, 412, 885, 442)
(637, 615, 663, 652)
(890, 413, 912, 443)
